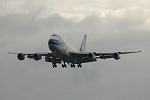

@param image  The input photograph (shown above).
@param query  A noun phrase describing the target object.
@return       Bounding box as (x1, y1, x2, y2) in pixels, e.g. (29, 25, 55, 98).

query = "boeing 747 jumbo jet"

(9, 34, 141, 68)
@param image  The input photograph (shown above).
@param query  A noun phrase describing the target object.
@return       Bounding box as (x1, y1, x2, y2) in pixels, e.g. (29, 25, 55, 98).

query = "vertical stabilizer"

(79, 34, 87, 52)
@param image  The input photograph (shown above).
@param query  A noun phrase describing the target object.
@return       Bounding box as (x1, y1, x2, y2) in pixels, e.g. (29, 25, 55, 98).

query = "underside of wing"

(96, 51, 141, 60)
(117, 51, 141, 54)
(8, 52, 61, 63)
(69, 52, 97, 63)
(69, 51, 141, 63)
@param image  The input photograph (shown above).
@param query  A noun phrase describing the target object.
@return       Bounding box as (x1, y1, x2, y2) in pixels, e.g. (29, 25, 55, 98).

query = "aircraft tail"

(79, 34, 87, 52)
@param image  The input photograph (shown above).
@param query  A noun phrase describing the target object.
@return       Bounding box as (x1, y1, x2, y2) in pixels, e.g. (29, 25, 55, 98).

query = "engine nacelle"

(17, 53, 25, 60)
(113, 53, 120, 60)
(33, 53, 42, 61)
(88, 53, 96, 61)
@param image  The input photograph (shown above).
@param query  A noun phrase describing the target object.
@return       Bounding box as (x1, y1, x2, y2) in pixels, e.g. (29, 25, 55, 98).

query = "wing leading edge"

(8, 52, 61, 63)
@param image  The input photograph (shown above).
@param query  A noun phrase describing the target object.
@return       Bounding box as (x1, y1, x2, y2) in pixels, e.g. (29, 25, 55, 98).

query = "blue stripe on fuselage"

(48, 39, 66, 46)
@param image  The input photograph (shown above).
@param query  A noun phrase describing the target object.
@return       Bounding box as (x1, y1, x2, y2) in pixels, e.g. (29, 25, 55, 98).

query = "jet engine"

(33, 53, 42, 61)
(17, 53, 25, 60)
(113, 53, 120, 60)
(88, 53, 96, 61)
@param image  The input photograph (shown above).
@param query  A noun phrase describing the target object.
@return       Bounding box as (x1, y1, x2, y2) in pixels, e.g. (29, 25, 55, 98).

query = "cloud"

(0, 4, 150, 100)
(1, 0, 150, 19)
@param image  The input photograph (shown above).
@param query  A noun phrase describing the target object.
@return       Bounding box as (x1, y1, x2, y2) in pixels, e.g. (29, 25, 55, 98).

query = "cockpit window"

(52, 34, 57, 36)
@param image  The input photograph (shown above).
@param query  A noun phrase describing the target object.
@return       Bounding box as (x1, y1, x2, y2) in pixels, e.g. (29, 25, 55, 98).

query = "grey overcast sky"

(0, 0, 150, 100)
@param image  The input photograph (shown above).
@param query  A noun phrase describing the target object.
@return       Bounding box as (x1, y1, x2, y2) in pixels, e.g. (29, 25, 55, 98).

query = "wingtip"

(8, 52, 19, 54)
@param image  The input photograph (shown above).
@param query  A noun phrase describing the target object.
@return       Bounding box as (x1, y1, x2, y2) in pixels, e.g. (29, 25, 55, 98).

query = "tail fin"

(79, 34, 87, 52)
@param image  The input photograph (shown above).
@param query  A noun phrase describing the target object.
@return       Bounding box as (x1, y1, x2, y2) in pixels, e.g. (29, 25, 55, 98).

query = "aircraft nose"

(48, 39, 58, 45)
(48, 39, 53, 45)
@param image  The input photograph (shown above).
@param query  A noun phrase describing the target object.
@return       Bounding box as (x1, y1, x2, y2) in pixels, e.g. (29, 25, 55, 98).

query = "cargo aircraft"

(9, 34, 141, 68)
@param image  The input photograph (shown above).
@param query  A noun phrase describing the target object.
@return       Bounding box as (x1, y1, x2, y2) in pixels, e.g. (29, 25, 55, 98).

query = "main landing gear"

(53, 62, 67, 68)
(53, 64, 57, 68)
(70, 64, 82, 68)
(52, 63, 82, 68)
(62, 62, 67, 68)
(70, 64, 75, 68)
(78, 64, 82, 68)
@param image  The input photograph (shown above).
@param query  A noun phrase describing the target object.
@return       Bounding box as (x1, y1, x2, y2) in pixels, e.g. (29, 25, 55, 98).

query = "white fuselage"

(48, 34, 78, 63)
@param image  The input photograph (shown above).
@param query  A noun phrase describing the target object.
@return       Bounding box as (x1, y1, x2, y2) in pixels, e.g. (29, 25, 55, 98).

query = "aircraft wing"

(8, 52, 53, 57)
(8, 52, 50, 55)
(8, 52, 61, 63)
(69, 51, 141, 63)
(95, 51, 141, 59)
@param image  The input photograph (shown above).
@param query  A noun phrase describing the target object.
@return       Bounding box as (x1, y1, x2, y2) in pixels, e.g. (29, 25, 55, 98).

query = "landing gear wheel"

(78, 64, 82, 68)
(70, 64, 75, 68)
(53, 64, 57, 68)
(62, 64, 67, 68)
(64, 64, 67, 68)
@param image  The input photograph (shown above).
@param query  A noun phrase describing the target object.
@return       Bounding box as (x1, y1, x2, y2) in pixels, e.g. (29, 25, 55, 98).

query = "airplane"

(8, 34, 141, 68)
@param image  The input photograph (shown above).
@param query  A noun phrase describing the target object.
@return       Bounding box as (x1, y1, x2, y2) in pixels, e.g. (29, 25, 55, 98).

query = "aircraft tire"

(53, 64, 57, 68)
